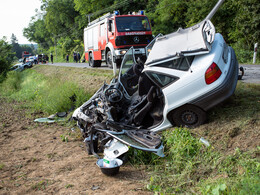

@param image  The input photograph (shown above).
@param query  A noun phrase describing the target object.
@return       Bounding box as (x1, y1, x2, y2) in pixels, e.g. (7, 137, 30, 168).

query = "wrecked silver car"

(73, 0, 238, 175)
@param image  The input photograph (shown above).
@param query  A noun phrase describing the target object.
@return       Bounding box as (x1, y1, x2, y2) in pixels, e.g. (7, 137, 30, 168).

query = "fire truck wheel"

(106, 51, 113, 69)
(88, 53, 94, 67)
(89, 53, 101, 67)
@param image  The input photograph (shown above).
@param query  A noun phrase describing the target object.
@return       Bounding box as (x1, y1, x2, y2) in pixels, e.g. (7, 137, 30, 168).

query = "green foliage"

(0, 69, 91, 114)
(200, 148, 260, 195)
(0, 37, 15, 77)
(60, 134, 69, 142)
(148, 0, 190, 35)
(128, 148, 161, 165)
(231, 0, 260, 49)
(137, 127, 260, 194)
(45, 0, 80, 37)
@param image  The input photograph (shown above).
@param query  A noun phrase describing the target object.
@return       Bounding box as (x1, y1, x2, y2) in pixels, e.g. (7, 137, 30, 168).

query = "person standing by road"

(73, 52, 77, 63)
(46, 55, 49, 64)
(51, 53, 53, 64)
(66, 54, 69, 63)
(34, 55, 38, 64)
(77, 52, 81, 63)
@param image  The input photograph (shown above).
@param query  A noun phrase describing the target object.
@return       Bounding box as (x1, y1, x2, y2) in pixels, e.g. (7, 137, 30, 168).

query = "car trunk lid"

(145, 20, 215, 66)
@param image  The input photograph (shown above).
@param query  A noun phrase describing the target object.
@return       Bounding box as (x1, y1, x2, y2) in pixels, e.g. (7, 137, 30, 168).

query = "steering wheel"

(104, 87, 123, 103)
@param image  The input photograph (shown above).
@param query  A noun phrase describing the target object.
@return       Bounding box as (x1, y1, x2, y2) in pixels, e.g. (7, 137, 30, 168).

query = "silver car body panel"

(145, 20, 215, 65)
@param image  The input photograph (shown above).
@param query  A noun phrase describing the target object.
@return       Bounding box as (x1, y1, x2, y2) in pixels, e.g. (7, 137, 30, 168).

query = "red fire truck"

(84, 11, 153, 69)
(22, 51, 31, 58)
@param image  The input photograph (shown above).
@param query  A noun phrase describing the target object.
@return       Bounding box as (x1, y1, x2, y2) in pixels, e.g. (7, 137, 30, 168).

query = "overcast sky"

(0, 0, 42, 44)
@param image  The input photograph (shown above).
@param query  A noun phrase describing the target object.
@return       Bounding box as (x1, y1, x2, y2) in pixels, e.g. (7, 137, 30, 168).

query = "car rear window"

(154, 56, 194, 71)
(146, 71, 179, 88)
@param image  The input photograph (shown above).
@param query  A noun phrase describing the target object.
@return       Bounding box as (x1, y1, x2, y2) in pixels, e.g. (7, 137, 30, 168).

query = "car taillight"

(205, 62, 222, 84)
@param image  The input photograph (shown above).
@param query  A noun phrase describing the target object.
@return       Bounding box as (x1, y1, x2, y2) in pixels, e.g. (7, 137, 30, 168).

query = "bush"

(0, 37, 15, 80)
(232, 42, 260, 64)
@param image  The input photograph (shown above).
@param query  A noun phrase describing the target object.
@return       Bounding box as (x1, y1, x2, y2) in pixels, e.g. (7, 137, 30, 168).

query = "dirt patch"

(193, 118, 260, 154)
(0, 98, 152, 194)
(192, 95, 260, 154)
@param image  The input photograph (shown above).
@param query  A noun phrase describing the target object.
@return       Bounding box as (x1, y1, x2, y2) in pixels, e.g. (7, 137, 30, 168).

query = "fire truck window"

(108, 20, 115, 32)
(115, 16, 151, 32)
(111, 20, 115, 32)
(100, 23, 105, 36)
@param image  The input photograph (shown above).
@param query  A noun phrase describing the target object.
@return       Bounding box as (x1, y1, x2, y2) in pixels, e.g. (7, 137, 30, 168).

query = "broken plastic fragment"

(199, 137, 210, 147)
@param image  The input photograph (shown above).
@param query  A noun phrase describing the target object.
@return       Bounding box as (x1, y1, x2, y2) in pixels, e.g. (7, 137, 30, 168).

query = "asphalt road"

(40, 62, 260, 84)
(42, 62, 111, 70)
(239, 64, 260, 84)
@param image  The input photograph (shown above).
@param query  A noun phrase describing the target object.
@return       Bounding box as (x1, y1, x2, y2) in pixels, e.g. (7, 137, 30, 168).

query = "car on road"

(37, 54, 49, 64)
(28, 56, 35, 64)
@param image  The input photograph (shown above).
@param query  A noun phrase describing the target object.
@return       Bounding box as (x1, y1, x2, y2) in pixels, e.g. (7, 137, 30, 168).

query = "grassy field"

(0, 65, 259, 194)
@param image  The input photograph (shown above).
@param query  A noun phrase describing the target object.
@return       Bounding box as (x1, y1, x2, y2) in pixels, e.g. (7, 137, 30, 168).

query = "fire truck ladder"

(87, 13, 114, 27)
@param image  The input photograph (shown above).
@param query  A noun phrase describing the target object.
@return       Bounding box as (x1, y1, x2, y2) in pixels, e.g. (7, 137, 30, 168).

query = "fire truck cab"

(84, 11, 153, 70)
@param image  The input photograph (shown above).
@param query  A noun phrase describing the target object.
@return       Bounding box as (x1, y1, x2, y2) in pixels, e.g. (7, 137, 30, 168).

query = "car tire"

(106, 50, 113, 69)
(170, 105, 206, 128)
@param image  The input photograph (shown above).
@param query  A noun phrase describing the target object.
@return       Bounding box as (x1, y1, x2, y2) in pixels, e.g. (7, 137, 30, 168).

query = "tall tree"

(232, 0, 260, 49)
(45, 0, 80, 37)
(10, 34, 22, 59)
(0, 37, 14, 74)
(146, 0, 190, 35)
(23, 19, 52, 49)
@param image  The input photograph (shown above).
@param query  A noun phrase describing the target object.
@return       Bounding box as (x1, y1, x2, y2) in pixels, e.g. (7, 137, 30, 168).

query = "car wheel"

(171, 105, 206, 128)
(106, 50, 113, 69)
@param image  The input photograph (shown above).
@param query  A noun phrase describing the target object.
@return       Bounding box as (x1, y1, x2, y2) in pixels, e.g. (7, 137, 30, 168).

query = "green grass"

(0, 68, 259, 194)
(0, 69, 91, 114)
(135, 128, 260, 194)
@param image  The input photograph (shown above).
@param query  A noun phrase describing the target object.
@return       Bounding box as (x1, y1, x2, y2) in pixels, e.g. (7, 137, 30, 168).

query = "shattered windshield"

(120, 48, 135, 76)
(119, 48, 138, 97)
(115, 16, 151, 32)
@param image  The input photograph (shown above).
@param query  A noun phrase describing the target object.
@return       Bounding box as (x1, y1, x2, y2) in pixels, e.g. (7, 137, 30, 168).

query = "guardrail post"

(253, 43, 258, 64)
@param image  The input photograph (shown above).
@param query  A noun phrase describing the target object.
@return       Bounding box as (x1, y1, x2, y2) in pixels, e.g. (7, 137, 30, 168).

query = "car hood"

(145, 20, 215, 65)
